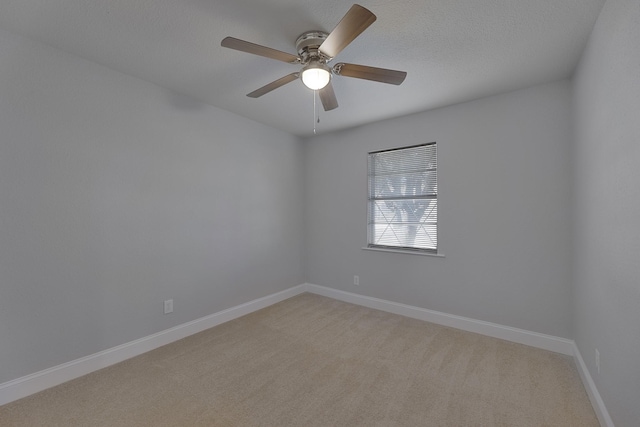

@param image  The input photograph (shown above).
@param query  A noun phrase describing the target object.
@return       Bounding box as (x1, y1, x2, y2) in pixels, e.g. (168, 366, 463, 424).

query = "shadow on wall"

(164, 89, 207, 111)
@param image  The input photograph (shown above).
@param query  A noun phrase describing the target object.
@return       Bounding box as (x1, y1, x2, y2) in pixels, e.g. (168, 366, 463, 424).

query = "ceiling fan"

(221, 4, 407, 111)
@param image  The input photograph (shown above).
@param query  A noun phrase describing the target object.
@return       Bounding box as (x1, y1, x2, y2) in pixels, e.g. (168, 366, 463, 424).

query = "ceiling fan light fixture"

(301, 61, 331, 90)
(222, 4, 406, 112)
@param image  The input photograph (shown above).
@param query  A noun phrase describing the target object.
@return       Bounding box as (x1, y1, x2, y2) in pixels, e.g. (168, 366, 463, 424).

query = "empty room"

(0, 0, 638, 426)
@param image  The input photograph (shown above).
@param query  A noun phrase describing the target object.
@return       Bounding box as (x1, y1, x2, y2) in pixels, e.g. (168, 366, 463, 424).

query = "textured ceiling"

(0, 0, 605, 137)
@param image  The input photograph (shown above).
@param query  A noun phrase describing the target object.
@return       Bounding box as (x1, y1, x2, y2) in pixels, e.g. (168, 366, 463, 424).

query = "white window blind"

(367, 143, 437, 253)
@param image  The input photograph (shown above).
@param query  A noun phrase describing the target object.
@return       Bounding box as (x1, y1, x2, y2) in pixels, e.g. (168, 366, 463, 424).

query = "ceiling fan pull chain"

(313, 89, 317, 134)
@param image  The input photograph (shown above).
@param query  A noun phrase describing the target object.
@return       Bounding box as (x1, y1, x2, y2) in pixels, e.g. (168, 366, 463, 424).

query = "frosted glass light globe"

(301, 63, 331, 90)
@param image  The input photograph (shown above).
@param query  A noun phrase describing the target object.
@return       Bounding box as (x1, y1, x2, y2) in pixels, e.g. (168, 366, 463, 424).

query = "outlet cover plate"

(164, 299, 173, 314)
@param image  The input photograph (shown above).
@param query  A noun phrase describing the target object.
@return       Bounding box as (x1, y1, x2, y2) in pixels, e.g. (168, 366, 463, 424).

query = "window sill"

(361, 247, 445, 257)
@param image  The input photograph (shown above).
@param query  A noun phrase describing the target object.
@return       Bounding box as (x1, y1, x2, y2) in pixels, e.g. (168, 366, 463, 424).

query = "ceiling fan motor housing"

(296, 31, 330, 64)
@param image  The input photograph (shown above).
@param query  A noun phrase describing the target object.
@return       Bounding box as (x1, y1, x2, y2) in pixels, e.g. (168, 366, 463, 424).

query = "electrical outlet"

(595, 348, 600, 374)
(164, 299, 173, 314)
(354, 275, 360, 286)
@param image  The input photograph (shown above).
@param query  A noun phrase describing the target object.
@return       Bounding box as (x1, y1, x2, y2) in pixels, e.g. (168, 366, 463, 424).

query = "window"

(367, 143, 437, 253)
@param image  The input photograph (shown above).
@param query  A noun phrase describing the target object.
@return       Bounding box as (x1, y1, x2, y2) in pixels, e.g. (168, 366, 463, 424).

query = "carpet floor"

(0, 293, 599, 426)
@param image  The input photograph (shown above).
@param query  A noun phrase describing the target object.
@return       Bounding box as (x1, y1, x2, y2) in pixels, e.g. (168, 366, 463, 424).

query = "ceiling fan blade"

(319, 4, 376, 59)
(319, 82, 339, 111)
(334, 63, 407, 85)
(221, 37, 299, 64)
(247, 73, 299, 98)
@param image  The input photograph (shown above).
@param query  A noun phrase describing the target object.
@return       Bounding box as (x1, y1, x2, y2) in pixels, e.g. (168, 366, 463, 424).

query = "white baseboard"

(0, 284, 307, 407)
(572, 343, 614, 427)
(305, 284, 616, 425)
(1, 282, 611, 427)
(304, 283, 574, 355)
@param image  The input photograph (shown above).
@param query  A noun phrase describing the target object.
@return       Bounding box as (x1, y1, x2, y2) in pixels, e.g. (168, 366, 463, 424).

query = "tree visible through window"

(367, 143, 437, 253)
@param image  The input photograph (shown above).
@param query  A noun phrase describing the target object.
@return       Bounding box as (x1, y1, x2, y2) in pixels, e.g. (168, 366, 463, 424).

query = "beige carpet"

(0, 293, 599, 426)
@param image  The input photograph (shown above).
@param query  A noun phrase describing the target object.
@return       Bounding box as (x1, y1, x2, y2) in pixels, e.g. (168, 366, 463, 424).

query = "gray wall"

(0, 28, 304, 384)
(304, 80, 574, 338)
(572, 0, 640, 425)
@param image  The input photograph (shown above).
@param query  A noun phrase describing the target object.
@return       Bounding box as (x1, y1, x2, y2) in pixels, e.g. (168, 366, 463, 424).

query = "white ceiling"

(0, 0, 605, 137)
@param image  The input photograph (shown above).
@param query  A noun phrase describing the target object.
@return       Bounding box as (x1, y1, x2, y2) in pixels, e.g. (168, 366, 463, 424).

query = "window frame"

(366, 142, 438, 255)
